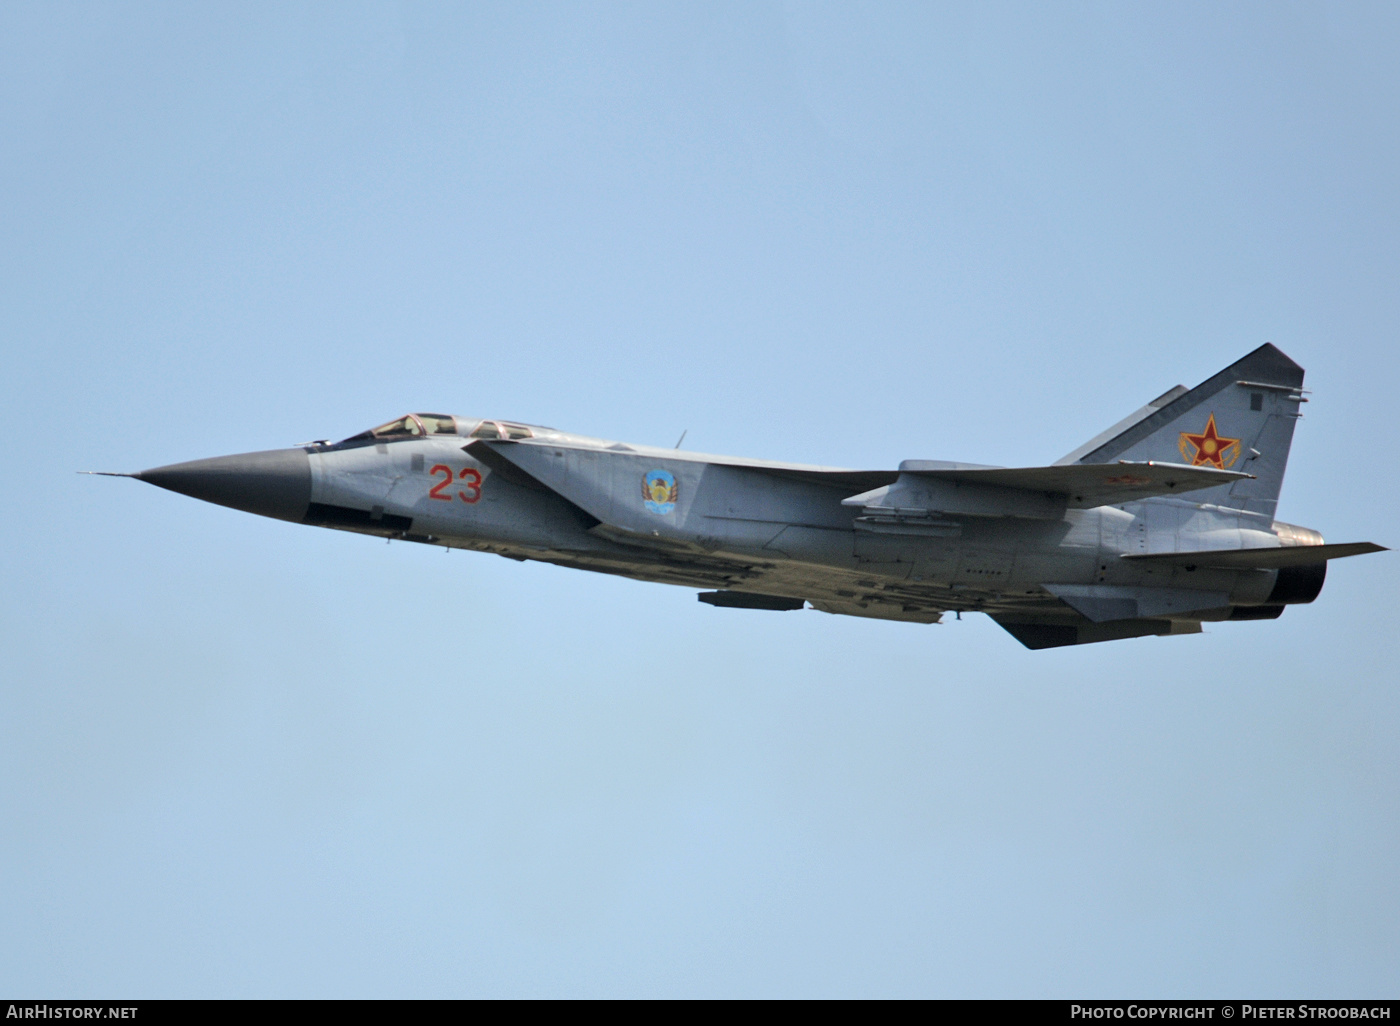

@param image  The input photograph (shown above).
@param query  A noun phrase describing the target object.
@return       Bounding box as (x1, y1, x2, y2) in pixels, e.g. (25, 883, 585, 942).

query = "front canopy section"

(341, 413, 460, 443)
(334, 414, 549, 447)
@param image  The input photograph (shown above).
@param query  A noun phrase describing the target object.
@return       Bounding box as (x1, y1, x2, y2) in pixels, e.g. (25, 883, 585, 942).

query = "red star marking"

(1180, 414, 1240, 469)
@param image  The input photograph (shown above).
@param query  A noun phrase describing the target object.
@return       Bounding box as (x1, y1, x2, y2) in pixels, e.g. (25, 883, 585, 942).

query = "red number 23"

(429, 464, 482, 504)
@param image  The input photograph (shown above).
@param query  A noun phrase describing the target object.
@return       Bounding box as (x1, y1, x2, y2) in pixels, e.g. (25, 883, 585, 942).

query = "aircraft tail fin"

(1054, 385, 1190, 465)
(1057, 344, 1306, 518)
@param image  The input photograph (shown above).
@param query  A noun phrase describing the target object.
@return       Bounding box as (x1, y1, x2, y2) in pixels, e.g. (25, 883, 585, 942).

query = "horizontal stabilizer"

(895, 460, 1251, 509)
(1122, 541, 1387, 570)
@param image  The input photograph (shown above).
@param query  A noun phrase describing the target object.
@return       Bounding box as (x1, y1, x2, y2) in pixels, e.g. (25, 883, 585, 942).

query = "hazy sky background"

(2, 1, 1397, 997)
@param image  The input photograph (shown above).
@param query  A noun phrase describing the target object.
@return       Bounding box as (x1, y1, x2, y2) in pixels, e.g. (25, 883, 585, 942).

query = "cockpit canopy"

(339, 414, 539, 444)
(465, 420, 534, 440)
(366, 413, 458, 439)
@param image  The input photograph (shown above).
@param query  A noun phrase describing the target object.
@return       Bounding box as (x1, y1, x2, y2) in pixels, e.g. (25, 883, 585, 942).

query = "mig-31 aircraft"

(105, 344, 1383, 648)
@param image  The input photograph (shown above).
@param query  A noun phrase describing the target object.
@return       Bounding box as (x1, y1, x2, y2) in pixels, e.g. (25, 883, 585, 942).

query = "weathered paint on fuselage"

(303, 427, 1284, 621)
(121, 344, 1382, 648)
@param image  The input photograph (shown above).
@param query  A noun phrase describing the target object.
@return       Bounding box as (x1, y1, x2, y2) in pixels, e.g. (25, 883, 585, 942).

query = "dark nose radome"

(139, 448, 312, 523)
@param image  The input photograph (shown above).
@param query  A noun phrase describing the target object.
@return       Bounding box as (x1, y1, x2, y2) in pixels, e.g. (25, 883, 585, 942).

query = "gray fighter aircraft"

(106, 344, 1382, 648)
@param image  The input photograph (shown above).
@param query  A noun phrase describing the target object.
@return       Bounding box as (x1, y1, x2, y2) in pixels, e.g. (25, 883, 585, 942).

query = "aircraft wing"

(897, 460, 1252, 508)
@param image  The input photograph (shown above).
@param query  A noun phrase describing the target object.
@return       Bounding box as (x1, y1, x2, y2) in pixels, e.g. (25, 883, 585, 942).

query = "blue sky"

(1, 1, 1396, 997)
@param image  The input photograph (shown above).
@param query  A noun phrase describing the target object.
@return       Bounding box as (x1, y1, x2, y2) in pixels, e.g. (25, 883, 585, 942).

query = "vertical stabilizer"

(1071, 344, 1305, 518)
(1055, 385, 1189, 466)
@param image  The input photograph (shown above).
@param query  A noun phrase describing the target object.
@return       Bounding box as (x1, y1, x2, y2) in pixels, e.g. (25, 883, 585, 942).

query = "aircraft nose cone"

(138, 448, 312, 523)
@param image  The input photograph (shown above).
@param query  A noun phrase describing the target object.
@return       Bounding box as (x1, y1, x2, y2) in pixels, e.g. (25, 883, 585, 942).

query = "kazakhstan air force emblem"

(642, 469, 679, 515)
(1178, 413, 1241, 470)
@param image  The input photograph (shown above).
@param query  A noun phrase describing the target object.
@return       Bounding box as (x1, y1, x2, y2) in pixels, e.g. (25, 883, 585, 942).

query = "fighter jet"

(107, 344, 1383, 648)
